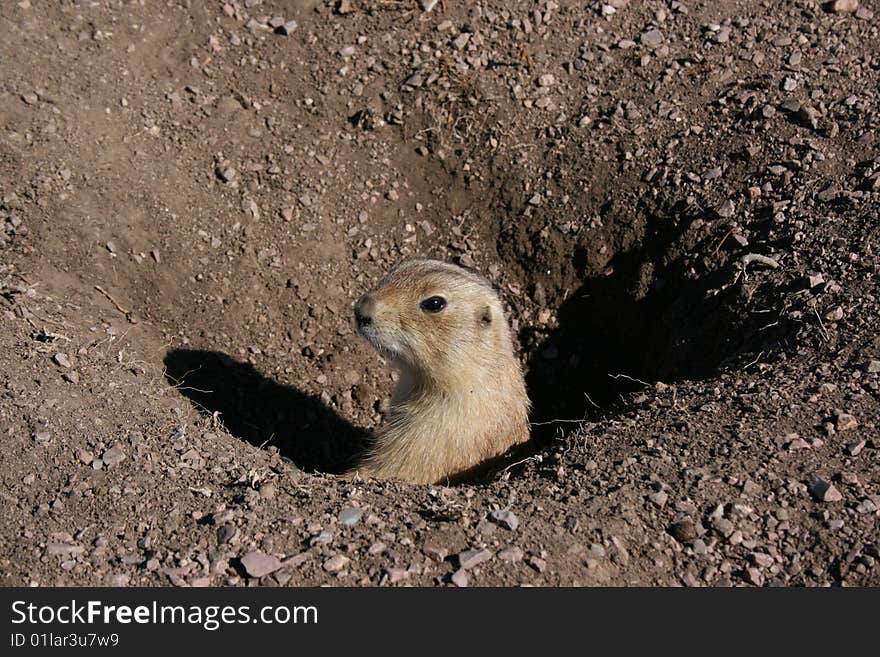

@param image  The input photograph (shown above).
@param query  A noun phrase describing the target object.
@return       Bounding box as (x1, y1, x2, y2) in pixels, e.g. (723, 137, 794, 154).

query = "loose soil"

(1, 0, 878, 586)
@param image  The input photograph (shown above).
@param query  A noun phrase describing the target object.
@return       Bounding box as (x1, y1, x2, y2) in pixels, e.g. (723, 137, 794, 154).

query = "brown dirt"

(1, 0, 878, 587)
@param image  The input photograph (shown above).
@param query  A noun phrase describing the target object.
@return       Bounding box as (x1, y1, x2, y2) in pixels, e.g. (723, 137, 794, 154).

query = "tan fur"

(347, 259, 531, 485)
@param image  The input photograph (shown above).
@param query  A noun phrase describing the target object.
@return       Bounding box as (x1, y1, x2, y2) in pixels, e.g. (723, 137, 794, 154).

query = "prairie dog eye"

(420, 296, 447, 313)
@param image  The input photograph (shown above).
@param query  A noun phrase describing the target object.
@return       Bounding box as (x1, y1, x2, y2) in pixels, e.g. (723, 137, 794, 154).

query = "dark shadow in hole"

(522, 200, 796, 440)
(163, 349, 370, 473)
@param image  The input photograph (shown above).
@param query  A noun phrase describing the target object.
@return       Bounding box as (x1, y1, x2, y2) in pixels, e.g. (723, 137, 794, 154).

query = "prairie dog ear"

(478, 305, 492, 327)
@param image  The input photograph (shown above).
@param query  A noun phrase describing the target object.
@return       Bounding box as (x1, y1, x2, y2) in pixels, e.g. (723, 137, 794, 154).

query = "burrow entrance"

(490, 170, 795, 437)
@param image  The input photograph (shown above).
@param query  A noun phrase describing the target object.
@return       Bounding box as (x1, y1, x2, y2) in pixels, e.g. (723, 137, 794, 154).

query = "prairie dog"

(349, 258, 530, 484)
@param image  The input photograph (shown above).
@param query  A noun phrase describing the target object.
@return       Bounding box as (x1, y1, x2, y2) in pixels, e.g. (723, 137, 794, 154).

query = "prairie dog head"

(354, 259, 513, 385)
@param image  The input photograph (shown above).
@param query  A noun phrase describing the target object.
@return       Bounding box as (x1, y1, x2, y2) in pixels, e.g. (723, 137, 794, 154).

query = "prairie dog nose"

(354, 294, 375, 326)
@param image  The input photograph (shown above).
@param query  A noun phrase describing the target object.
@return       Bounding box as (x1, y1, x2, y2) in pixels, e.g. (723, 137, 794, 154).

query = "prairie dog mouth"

(356, 322, 403, 361)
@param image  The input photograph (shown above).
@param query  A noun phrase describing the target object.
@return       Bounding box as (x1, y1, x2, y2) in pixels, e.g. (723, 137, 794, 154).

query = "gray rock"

(807, 273, 825, 288)
(423, 542, 449, 562)
(834, 411, 858, 431)
(809, 477, 843, 503)
(338, 507, 364, 527)
(457, 548, 492, 570)
(452, 33, 470, 51)
(489, 509, 519, 531)
(744, 567, 764, 586)
(282, 553, 310, 569)
(402, 72, 424, 89)
(640, 29, 664, 48)
(751, 552, 774, 568)
(240, 551, 281, 578)
(526, 555, 547, 573)
(855, 498, 877, 514)
(648, 491, 668, 508)
(323, 554, 350, 573)
(498, 546, 524, 562)
(830, 0, 859, 13)
(47, 543, 84, 556)
(772, 35, 792, 47)
(717, 199, 735, 218)
(816, 186, 839, 202)
(102, 445, 126, 467)
(53, 352, 72, 368)
(846, 440, 866, 457)
(711, 517, 735, 538)
(275, 20, 297, 36)
(217, 524, 236, 544)
(451, 569, 469, 587)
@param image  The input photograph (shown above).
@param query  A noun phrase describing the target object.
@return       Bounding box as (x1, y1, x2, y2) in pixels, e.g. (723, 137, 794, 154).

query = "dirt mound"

(1, 0, 878, 587)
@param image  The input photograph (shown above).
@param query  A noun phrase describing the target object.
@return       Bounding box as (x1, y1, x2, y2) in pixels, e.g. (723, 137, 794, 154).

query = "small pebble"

(240, 551, 281, 578)
(423, 542, 449, 562)
(744, 567, 764, 586)
(338, 507, 364, 527)
(458, 548, 492, 570)
(669, 519, 697, 543)
(102, 445, 126, 467)
(809, 477, 843, 503)
(489, 509, 520, 531)
(640, 29, 664, 47)
(323, 554, 350, 573)
(834, 411, 858, 431)
(451, 569, 469, 587)
(830, 0, 859, 13)
(717, 200, 735, 218)
(498, 546, 524, 562)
